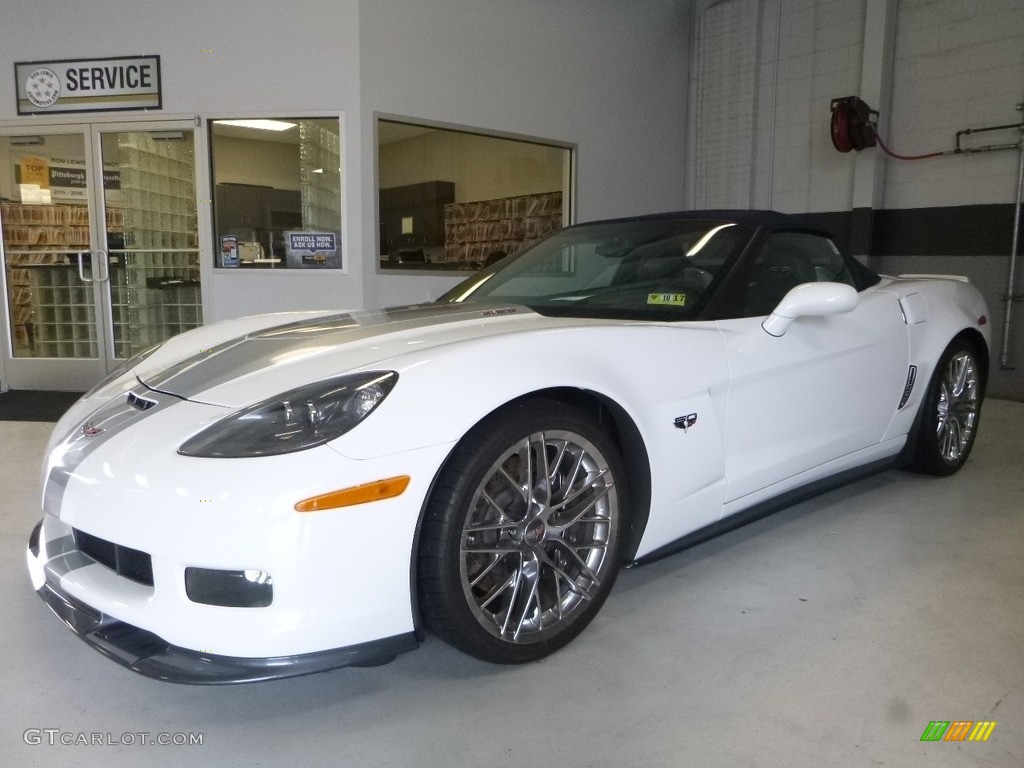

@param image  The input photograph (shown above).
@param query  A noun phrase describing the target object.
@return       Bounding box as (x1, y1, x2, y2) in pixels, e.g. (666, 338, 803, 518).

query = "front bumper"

(29, 386, 457, 679)
(28, 522, 418, 684)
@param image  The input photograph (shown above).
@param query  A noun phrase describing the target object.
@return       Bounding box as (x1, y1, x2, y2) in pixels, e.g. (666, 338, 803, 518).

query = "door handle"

(76, 251, 110, 283)
(76, 251, 94, 283)
(94, 250, 109, 282)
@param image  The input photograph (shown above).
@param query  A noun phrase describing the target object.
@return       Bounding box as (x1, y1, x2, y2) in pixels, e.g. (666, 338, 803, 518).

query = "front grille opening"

(73, 528, 154, 587)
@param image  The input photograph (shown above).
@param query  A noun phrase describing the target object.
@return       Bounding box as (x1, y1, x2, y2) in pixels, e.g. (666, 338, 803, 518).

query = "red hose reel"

(830, 96, 879, 153)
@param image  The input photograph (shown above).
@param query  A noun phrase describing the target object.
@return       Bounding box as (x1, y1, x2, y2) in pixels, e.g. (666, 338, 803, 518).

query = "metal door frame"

(0, 118, 206, 391)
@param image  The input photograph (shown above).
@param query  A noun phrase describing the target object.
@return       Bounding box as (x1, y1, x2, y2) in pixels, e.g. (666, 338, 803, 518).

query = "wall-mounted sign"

(14, 56, 162, 115)
(10, 150, 120, 203)
(285, 231, 341, 268)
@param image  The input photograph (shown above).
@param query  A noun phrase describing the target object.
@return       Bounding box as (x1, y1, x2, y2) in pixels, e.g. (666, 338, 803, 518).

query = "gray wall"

(688, 0, 1024, 397)
(3, 0, 1019, 394)
(358, 0, 691, 306)
(0, 0, 691, 317)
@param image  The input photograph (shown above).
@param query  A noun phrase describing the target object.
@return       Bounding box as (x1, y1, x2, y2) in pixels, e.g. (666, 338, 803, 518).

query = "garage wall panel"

(2, 0, 693, 322)
(0, 0, 367, 325)
(0, 0, 363, 116)
(693, 0, 1023, 213)
(689, 0, 1023, 394)
(695, 0, 867, 213)
(880, 0, 1024, 392)
(360, 0, 689, 222)
(360, 0, 690, 307)
(693, 0, 758, 209)
(884, 0, 1024, 209)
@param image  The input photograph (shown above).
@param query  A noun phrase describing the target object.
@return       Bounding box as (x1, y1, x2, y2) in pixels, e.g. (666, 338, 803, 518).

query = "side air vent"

(898, 365, 917, 410)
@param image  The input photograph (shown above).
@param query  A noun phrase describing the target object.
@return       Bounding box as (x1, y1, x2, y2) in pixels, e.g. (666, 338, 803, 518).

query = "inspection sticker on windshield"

(647, 293, 687, 307)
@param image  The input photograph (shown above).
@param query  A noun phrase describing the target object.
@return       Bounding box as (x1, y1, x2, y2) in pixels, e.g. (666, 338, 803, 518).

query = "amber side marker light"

(294, 476, 411, 512)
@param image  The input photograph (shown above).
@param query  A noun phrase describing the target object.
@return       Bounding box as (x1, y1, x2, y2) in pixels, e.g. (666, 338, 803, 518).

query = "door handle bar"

(75, 251, 110, 283)
(95, 250, 109, 282)
(76, 251, 93, 283)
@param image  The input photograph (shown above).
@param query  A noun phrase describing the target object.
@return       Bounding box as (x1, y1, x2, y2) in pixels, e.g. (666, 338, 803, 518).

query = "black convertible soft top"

(581, 208, 880, 291)
(586, 208, 831, 236)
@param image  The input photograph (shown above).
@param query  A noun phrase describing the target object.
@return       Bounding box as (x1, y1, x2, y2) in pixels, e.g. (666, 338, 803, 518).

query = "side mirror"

(762, 282, 858, 337)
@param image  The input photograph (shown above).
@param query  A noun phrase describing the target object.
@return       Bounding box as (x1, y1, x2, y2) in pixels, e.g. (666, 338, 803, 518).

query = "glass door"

(97, 125, 202, 360)
(1, 129, 104, 389)
(0, 122, 202, 391)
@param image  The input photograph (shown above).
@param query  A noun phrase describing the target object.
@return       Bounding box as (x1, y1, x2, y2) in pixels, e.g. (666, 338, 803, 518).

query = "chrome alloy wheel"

(459, 429, 619, 644)
(935, 350, 980, 464)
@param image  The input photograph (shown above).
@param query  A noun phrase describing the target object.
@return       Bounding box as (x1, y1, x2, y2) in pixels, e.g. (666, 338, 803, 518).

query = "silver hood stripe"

(43, 389, 181, 519)
(140, 303, 527, 401)
(44, 304, 525, 517)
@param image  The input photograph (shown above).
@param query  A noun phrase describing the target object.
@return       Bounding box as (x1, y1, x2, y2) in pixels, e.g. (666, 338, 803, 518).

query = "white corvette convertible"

(27, 210, 989, 683)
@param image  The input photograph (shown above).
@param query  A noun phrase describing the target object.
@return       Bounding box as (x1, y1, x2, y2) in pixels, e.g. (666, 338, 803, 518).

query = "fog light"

(244, 569, 273, 585)
(185, 567, 273, 607)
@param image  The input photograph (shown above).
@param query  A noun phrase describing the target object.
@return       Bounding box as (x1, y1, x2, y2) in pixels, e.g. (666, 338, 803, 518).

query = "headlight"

(178, 371, 398, 458)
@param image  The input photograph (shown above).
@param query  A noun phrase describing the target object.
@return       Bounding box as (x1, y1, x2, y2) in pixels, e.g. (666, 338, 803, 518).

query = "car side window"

(739, 232, 854, 317)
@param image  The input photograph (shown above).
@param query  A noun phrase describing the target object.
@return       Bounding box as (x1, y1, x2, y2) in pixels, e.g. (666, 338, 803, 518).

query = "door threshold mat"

(0, 390, 84, 422)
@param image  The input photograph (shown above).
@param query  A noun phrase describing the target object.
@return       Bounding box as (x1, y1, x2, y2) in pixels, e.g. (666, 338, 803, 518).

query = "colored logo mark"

(920, 720, 996, 742)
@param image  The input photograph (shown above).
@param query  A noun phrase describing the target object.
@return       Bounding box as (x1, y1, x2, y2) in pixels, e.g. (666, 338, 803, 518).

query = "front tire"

(907, 338, 984, 476)
(418, 400, 628, 663)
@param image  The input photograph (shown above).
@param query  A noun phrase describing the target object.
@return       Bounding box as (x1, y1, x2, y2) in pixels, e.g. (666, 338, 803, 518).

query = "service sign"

(15, 56, 161, 115)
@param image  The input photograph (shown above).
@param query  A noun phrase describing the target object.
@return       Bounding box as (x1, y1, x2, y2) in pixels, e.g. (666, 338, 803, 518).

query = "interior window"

(740, 232, 853, 316)
(210, 118, 341, 269)
(377, 119, 572, 272)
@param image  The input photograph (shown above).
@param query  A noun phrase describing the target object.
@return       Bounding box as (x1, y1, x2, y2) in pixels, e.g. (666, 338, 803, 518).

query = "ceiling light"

(215, 119, 297, 132)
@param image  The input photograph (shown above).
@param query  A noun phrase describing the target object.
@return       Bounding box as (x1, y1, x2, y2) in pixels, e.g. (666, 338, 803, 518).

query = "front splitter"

(29, 522, 419, 684)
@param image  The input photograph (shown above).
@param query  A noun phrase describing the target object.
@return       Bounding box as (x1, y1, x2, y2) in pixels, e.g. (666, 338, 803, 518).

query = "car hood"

(135, 302, 574, 408)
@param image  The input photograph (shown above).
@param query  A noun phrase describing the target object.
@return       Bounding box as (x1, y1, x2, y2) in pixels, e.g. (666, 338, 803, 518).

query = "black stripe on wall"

(792, 203, 1020, 258)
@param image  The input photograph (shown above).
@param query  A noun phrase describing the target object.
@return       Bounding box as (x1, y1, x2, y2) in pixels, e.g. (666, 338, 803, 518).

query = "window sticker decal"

(647, 293, 687, 307)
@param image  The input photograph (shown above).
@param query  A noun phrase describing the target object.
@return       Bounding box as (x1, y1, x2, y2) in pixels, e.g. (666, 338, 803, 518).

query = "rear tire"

(417, 399, 628, 663)
(906, 338, 984, 476)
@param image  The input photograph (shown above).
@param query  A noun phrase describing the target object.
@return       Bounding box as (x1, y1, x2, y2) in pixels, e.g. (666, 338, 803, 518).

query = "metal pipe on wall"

(999, 117, 1024, 370)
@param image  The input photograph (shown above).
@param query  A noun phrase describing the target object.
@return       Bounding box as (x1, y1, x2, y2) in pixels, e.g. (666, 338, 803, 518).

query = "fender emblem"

(81, 421, 104, 437)
(674, 413, 697, 432)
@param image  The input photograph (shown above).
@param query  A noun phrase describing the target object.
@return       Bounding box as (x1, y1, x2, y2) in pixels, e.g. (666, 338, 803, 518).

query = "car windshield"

(439, 218, 753, 320)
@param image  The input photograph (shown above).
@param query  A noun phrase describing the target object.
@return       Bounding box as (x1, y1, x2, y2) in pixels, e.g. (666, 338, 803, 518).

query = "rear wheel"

(907, 339, 984, 476)
(418, 400, 627, 663)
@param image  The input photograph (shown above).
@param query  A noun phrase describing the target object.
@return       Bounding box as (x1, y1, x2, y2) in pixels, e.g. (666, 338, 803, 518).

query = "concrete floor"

(1, 401, 1022, 768)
